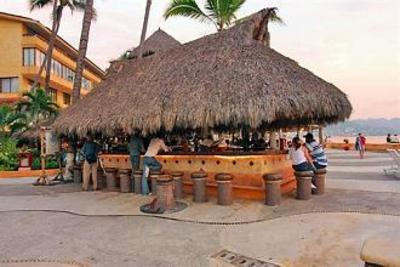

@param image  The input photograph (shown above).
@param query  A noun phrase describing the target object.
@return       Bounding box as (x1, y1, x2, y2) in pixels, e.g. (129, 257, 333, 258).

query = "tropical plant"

(164, 0, 246, 31)
(30, 0, 87, 91)
(72, 0, 97, 103)
(15, 89, 59, 126)
(0, 136, 19, 171)
(0, 105, 27, 136)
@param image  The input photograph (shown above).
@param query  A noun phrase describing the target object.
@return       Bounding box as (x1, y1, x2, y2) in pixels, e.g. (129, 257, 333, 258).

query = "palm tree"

(15, 89, 59, 127)
(0, 106, 27, 136)
(164, 0, 246, 31)
(72, 0, 96, 103)
(137, 0, 152, 58)
(30, 0, 86, 91)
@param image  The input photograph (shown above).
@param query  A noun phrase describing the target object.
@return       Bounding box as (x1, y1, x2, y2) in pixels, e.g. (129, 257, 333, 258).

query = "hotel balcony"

(21, 65, 90, 96)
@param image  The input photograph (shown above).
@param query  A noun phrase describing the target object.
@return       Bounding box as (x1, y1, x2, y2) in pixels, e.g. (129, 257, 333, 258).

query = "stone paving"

(0, 149, 399, 267)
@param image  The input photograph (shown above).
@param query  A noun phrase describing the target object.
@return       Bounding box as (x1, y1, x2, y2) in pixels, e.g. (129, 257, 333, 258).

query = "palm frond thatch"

(53, 9, 352, 136)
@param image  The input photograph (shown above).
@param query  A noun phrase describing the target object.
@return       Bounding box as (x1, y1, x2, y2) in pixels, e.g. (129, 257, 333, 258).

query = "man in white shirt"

(141, 136, 170, 195)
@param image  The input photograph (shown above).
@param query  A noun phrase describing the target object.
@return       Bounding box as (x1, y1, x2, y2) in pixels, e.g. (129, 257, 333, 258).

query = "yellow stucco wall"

(0, 17, 103, 108)
(0, 19, 23, 99)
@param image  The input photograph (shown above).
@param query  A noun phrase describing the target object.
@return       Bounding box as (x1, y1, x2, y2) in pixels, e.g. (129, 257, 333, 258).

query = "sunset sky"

(1, 0, 399, 119)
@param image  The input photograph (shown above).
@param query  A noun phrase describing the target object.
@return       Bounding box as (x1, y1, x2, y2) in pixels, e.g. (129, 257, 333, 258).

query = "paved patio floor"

(0, 149, 399, 267)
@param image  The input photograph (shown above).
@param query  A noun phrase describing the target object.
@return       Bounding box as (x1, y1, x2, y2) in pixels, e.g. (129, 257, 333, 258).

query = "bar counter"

(100, 151, 295, 200)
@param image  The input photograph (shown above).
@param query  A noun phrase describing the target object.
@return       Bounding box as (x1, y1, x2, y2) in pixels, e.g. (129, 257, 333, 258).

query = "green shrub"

(31, 157, 60, 170)
(0, 137, 19, 171)
(31, 157, 41, 170)
(46, 160, 59, 169)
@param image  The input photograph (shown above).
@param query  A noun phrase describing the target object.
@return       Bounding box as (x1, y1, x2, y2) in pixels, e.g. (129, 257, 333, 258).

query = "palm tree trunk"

(31, 0, 60, 91)
(137, 0, 152, 58)
(72, 0, 94, 103)
(44, 10, 63, 92)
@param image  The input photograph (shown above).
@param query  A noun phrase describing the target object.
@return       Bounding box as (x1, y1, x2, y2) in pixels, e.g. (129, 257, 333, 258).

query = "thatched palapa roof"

(54, 9, 352, 136)
(106, 29, 181, 77)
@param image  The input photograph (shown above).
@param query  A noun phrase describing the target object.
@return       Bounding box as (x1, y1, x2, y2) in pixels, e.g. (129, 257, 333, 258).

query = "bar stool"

(105, 168, 118, 191)
(263, 173, 283, 206)
(215, 173, 233, 205)
(119, 169, 131, 193)
(191, 171, 208, 203)
(294, 171, 314, 200)
(96, 169, 106, 190)
(314, 168, 327, 195)
(132, 170, 143, 194)
(73, 164, 82, 183)
(156, 175, 176, 211)
(150, 170, 162, 194)
(171, 171, 184, 199)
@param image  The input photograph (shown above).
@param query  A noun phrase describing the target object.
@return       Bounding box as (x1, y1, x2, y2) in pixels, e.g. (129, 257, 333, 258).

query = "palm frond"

(267, 7, 285, 25)
(29, 0, 53, 11)
(164, 0, 211, 23)
(205, 0, 246, 29)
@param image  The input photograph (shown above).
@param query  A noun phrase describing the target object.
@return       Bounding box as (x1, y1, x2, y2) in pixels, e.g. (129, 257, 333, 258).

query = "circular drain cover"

(0, 260, 86, 267)
(140, 201, 187, 214)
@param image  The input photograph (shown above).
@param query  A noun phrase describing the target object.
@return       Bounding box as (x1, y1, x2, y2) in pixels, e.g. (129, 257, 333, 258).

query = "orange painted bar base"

(100, 153, 296, 201)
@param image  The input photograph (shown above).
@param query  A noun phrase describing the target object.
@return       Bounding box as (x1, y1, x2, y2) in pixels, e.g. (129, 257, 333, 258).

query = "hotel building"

(0, 12, 105, 108)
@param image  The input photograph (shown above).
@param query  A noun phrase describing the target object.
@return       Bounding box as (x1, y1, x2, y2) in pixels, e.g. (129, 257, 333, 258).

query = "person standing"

(81, 136, 101, 191)
(141, 135, 170, 195)
(304, 133, 328, 170)
(386, 134, 392, 143)
(355, 133, 366, 159)
(127, 133, 145, 171)
(62, 139, 74, 181)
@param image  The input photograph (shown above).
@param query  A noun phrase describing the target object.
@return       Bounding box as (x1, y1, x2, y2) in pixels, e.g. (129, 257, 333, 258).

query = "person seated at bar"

(304, 133, 328, 170)
(250, 132, 266, 151)
(127, 133, 145, 171)
(289, 137, 314, 172)
(392, 134, 400, 143)
(141, 134, 170, 195)
(199, 134, 222, 152)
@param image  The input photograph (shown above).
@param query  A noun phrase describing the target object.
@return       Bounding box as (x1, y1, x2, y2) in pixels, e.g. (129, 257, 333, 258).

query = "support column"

(319, 125, 325, 144)
(270, 131, 278, 150)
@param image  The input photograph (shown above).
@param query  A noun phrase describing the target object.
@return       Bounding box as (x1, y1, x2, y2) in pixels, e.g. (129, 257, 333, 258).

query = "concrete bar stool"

(215, 173, 234, 205)
(105, 168, 118, 191)
(96, 169, 106, 190)
(191, 171, 208, 203)
(156, 175, 176, 211)
(314, 168, 327, 195)
(294, 171, 314, 200)
(171, 171, 184, 199)
(73, 164, 82, 183)
(119, 169, 131, 193)
(150, 170, 162, 195)
(132, 170, 143, 194)
(263, 173, 283, 206)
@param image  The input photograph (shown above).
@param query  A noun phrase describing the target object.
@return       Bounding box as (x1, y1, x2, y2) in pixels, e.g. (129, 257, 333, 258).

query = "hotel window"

(82, 77, 92, 89)
(35, 49, 45, 66)
(0, 77, 19, 93)
(63, 93, 71, 106)
(46, 88, 57, 103)
(23, 48, 35, 66)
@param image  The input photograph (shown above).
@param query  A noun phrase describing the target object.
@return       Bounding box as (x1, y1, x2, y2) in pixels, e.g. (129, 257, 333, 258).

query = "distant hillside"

(326, 118, 400, 136)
